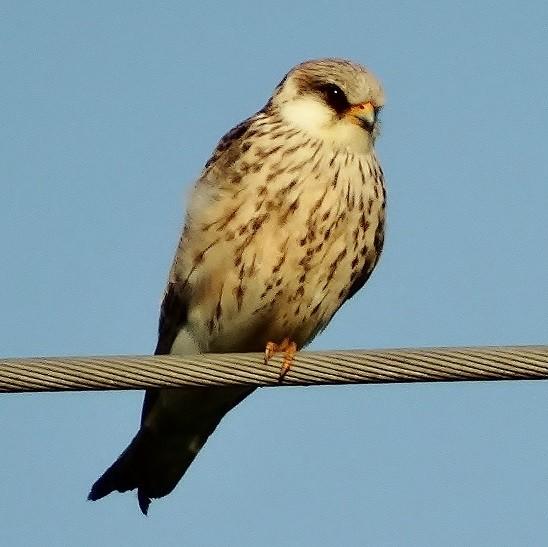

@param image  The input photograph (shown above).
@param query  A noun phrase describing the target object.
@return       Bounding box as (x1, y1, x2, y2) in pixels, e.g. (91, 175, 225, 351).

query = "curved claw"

(264, 338, 297, 382)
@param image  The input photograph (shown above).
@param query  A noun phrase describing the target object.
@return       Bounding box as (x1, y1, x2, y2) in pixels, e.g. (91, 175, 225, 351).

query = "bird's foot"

(264, 337, 297, 383)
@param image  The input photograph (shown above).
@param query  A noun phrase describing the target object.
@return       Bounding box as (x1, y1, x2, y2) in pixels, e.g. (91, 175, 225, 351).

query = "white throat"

(278, 96, 373, 154)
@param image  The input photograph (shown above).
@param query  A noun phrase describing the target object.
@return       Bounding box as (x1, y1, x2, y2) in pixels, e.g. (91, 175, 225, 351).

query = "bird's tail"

(88, 385, 253, 514)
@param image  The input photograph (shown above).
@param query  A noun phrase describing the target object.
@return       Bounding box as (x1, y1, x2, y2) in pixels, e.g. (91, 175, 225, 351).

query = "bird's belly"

(185, 177, 384, 353)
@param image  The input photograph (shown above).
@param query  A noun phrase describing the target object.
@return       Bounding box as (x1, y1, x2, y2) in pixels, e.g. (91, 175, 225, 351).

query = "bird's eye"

(319, 83, 349, 114)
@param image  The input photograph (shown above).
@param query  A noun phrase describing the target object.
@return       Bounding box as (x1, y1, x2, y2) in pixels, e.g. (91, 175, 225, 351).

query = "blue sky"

(1, 1, 548, 545)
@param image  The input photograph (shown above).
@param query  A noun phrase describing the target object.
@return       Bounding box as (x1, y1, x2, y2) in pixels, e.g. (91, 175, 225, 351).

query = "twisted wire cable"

(0, 346, 547, 393)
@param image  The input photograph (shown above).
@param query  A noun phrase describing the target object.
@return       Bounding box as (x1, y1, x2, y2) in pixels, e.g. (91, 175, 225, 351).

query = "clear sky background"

(2, 1, 548, 545)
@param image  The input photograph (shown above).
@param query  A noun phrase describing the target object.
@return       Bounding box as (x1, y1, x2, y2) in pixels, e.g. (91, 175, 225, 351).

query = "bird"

(88, 58, 386, 514)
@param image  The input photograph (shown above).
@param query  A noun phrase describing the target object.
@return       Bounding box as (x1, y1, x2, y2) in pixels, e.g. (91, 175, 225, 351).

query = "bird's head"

(271, 58, 384, 153)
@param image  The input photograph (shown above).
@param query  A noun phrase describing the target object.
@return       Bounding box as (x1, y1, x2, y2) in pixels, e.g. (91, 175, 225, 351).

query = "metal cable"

(0, 345, 547, 393)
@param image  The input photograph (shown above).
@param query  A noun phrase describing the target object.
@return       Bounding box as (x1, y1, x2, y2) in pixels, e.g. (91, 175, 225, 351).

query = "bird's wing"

(152, 114, 261, 357)
(140, 114, 260, 423)
(139, 282, 188, 423)
(203, 117, 254, 170)
(154, 282, 189, 356)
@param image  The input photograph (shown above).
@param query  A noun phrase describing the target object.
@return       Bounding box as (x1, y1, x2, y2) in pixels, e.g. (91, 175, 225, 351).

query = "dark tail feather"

(88, 426, 204, 515)
(89, 386, 254, 514)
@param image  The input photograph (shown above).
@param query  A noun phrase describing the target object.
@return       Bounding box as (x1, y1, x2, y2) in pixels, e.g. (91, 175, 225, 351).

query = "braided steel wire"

(0, 346, 547, 393)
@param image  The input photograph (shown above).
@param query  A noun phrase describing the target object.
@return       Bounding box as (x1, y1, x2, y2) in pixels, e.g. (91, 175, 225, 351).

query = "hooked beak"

(347, 101, 377, 131)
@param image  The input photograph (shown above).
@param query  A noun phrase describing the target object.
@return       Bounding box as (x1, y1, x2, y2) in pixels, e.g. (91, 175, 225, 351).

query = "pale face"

(273, 59, 384, 154)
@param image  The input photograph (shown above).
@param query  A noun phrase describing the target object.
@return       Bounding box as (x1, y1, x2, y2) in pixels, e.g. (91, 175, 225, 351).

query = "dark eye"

(319, 83, 349, 114)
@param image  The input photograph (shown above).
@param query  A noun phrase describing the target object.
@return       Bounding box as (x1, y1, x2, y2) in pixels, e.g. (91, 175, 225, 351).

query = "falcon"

(89, 58, 386, 514)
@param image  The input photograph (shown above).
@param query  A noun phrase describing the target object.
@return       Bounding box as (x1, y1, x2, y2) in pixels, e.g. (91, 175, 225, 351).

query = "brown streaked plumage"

(89, 58, 386, 514)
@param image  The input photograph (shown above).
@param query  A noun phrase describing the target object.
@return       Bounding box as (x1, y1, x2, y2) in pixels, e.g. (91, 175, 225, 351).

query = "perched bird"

(88, 58, 386, 514)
